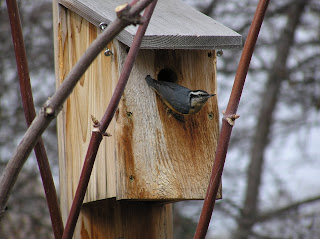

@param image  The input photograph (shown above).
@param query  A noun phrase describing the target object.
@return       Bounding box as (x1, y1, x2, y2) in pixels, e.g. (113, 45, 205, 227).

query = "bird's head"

(189, 90, 215, 114)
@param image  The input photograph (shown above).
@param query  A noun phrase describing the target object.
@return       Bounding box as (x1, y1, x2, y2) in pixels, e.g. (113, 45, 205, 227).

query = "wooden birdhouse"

(54, 0, 241, 237)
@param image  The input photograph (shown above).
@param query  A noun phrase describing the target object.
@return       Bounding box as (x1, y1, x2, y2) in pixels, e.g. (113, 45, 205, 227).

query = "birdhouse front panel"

(114, 42, 220, 200)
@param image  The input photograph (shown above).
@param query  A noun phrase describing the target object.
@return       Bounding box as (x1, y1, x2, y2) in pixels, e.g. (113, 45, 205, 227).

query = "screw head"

(104, 49, 113, 56)
(126, 111, 133, 118)
(216, 49, 223, 57)
(208, 112, 214, 120)
(99, 22, 108, 31)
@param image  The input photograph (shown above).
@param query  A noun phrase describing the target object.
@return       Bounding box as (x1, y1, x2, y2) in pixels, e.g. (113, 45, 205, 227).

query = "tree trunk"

(234, 1, 308, 238)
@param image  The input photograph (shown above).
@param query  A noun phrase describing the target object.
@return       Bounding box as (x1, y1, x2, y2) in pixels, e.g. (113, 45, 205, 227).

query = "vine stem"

(0, 0, 155, 223)
(61, 1, 158, 238)
(193, 0, 270, 238)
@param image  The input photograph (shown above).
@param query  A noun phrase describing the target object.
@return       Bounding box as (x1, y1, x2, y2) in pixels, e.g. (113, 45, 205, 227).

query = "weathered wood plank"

(56, 7, 221, 204)
(54, 4, 225, 238)
(115, 43, 221, 200)
(59, 0, 242, 49)
(55, 6, 118, 211)
(53, 0, 70, 223)
(78, 199, 173, 239)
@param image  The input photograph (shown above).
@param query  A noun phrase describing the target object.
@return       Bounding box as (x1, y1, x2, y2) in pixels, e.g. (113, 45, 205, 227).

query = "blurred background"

(0, 0, 319, 238)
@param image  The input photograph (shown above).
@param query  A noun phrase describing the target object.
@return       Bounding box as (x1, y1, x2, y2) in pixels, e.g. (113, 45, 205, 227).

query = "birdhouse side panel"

(56, 9, 118, 208)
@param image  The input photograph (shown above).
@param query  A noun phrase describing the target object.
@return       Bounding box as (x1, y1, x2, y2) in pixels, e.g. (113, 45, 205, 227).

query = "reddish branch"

(6, 0, 63, 238)
(0, 0, 155, 222)
(236, 3, 310, 237)
(193, 0, 270, 238)
(61, 1, 158, 238)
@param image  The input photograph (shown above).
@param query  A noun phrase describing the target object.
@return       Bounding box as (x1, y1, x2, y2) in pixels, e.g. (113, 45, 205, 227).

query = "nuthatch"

(145, 75, 215, 115)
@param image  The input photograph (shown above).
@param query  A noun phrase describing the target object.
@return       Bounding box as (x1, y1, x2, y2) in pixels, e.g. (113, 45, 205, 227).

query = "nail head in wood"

(216, 49, 223, 57)
(104, 48, 113, 56)
(99, 22, 108, 31)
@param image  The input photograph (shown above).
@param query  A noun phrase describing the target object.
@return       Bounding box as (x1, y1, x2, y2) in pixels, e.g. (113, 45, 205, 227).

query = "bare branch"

(197, 0, 221, 16)
(6, 0, 63, 237)
(61, 1, 157, 238)
(193, 1, 270, 238)
(61, 0, 158, 238)
(256, 195, 320, 223)
(235, 1, 310, 238)
(0, 0, 155, 220)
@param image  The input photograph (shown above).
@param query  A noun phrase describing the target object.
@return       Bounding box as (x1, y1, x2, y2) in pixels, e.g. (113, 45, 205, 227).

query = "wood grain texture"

(55, 7, 118, 210)
(115, 43, 221, 200)
(54, 1, 70, 224)
(55, 7, 174, 238)
(59, 0, 242, 49)
(78, 199, 173, 239)
(56, 8, 220, 204)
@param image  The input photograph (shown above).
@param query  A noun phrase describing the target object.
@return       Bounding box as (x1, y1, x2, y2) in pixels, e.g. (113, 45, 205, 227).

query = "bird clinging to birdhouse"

(145, 75, 215, 115)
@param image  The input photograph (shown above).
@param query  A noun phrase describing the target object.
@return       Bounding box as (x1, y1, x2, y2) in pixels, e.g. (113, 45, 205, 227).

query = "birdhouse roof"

(59, 0, 242, 50)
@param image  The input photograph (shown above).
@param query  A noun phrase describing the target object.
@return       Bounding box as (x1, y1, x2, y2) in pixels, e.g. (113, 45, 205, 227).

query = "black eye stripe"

(191, 94, 203, 98)
(190, 92, 209, 98)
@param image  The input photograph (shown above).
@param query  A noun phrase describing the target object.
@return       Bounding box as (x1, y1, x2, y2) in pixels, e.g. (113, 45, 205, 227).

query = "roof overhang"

(59, 0, 242, 50)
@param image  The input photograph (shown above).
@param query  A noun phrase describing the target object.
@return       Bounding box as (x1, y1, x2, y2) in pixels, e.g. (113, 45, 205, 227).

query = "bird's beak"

(209, 94, 216, 98)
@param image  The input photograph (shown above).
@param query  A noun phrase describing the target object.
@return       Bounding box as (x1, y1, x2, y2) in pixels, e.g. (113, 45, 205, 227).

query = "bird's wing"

(145, 76, 190, 114)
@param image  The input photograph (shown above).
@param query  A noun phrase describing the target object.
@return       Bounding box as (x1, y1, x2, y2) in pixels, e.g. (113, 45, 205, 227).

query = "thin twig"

(6, 1, 63, 237)
(256, 194, 320, 223)
(0, 0, 154, 220)
(193, 0, 270, 238)
(61, 1, 158, 238)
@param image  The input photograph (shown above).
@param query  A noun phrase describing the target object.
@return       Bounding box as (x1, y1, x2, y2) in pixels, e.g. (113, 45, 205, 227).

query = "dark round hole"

(157, 68, 177, 83)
